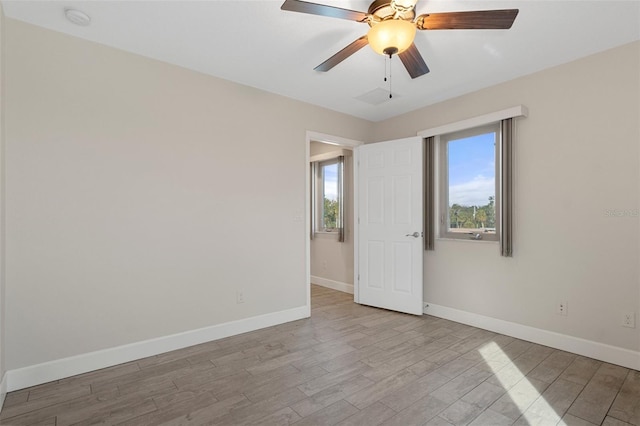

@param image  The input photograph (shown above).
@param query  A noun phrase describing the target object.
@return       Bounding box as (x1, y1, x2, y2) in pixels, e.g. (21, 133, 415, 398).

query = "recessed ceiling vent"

(355, 87, 400, 105)
(65, 8, 91, 26)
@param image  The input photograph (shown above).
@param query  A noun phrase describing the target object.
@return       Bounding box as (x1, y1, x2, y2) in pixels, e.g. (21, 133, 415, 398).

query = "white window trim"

(418, 105, 527, 139)
(438, 123, 500, 242)
(310, 149, 351, 163)
(311, 149, 352, 238)
(315, 158, 342, 235)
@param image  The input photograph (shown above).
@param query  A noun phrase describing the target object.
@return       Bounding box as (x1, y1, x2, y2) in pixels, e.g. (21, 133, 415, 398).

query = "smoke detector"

(65, 8, 91, 26)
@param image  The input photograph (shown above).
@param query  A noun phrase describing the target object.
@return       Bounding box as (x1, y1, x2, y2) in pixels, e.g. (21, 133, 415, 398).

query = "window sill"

(436, 237, 498, 244)
(314, 231, 341, 239)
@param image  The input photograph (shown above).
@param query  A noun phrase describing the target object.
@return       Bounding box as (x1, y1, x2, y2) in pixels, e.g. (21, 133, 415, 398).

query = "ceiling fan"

(281, 0, 519, 79)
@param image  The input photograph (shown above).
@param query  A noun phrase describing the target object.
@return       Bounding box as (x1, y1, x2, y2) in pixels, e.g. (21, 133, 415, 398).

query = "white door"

(356, 137, 423, 315)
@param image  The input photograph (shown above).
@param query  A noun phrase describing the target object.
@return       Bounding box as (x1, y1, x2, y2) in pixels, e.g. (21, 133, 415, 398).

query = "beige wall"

(2, 13, 639, 378)
(374, 41, 640, 352)
(310, 142, 354, 287)
(3, 19, 371, 370)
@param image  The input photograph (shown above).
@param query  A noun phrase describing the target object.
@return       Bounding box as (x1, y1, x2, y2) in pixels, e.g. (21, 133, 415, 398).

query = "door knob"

(405, 232, 420, 238)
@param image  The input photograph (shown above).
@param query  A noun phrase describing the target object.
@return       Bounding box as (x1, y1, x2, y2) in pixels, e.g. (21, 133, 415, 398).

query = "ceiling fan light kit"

(368, 19, 416, 56)
(281, 0, 518, 79)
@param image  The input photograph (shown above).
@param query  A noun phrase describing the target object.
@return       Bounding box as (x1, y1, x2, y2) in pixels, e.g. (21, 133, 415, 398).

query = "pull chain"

(384, 55, 387, 82)
(388, 54, 393, 99)
(382, 56, 394, 99)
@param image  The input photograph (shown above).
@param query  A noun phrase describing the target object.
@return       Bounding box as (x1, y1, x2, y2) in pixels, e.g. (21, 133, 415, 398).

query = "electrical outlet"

(236, 289, 245, 304)
(556, 301, 568, 316)
(622, 312, 635, 328)
(322, 260, 328, 270)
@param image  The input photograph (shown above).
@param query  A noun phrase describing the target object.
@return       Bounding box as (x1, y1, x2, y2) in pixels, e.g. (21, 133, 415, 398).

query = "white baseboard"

(424, 302, 640, 371)
(0, 372, 7, 412)
(6, 305, 309, 392)
(311, 276, 354, 294)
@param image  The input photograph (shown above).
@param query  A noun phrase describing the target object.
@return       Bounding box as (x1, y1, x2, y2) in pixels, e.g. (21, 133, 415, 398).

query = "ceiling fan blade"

(416, 9, 519, 30)
(314, 36, 369, 72)
(398, 43, 430, 79)
(281, 0, 369, 22)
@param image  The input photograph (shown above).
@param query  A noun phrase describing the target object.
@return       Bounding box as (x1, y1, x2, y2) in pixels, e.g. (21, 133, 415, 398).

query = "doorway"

(305, 132, 363, 312)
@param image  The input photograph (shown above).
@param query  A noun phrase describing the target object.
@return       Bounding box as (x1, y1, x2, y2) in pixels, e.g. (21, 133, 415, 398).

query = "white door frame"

(305, 131, 364, 314)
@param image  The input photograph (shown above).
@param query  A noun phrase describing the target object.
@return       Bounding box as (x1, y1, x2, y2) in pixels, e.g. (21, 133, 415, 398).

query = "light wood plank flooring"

(1, 285, 639, 425)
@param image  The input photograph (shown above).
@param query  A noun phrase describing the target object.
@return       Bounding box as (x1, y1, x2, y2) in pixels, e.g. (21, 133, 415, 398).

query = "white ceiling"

(2, 0, 639, 121)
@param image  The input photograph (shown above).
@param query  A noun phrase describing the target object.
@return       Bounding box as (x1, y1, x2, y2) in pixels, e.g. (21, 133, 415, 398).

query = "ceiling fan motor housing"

(367, 0, 415, 25)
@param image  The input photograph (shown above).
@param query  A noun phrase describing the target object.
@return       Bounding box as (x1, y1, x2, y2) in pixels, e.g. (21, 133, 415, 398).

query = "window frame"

(315, 158, 343, 234)
(438, 122, 501, 242)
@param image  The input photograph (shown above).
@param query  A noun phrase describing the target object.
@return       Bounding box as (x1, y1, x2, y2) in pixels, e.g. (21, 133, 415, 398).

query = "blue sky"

(323, 163, 338, 200)
(448, 132, 496, 207)
(322, 133, 495, 206)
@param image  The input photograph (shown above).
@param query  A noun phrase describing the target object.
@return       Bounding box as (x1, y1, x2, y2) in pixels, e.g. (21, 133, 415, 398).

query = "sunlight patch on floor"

(478, 342, 564, 425)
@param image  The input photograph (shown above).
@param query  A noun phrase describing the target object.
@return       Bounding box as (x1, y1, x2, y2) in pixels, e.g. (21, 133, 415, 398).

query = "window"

(422, 107, 520, 255)
(317, 159, 341, 232)
(440, 123, 500, 241)
(311, 156, 345, 240)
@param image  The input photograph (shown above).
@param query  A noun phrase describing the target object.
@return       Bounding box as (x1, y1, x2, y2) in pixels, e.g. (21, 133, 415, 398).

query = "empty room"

(0, 0, 638, 425)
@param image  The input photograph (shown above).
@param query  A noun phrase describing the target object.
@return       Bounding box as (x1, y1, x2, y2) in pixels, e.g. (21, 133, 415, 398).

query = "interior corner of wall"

(0, 371, 7, 413)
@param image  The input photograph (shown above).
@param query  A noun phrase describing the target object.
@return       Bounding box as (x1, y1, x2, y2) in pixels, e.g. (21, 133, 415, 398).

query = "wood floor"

(1, 285, 639, 426)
